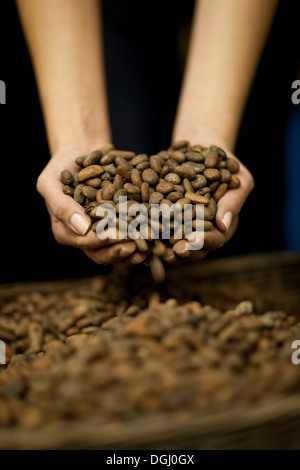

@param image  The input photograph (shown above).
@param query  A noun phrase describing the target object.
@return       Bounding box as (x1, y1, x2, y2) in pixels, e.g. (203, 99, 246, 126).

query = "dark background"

(0, 0, 299, 284)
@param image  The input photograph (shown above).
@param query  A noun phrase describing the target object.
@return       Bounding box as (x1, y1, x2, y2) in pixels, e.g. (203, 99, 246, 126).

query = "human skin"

(166, 0, 278, 265)
(16, 0, 278, 266)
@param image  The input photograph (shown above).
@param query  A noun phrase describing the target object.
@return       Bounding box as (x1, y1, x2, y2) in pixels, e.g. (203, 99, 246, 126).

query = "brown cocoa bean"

(183, 178, 194, 193)
(142, 169, 159, 185)
(185, 192, 210, 205)
(117, 165, 131, 180)
(192, 175, 207, 190)
(204, 149, 219, 168)
(150, 155, 162, 173)
(165, 159, 178, 171)
(103, 164, 117, 176)
(150, 256, 165, 283)
(124, 183, 141, 195)
(131, 154, 148, 166)
(164, 173, 181, 185)
(192, 220, 213, 231)
(86, 178, 102, 188)
(171, 140, 189, 150)
(113, 174, 123, 191)
(171, 151, 186, 163)
(78, 165, 104, 182)
(213, 183, 228, 202)
(113, 189, 128, 204)
(175, 165, 196, 180)
(83, 150, 102, 167)
(94, 189, 103, 205)
(141, 182, 150, 202)
(136, 162, 150, 171)
(75, 155, 87, 166)
(160, 166, 169, 178)
(203, 168, 221, 181)
(149, 192, 164, 204)
(166, 191, 183, 202)
(100, 153, 115, 165)
(82, 186, 97, 201)
(220, 169, 232, 183)
(131, 168, 142, 187)
(156, 181, 174, 194)
(185, 151, 205, 163)
(60, 170, 74, 185)
(63, 185, 74, 196)
(226, 157, 239, 173)
(74, 184, 85, 204)
(228, 175, 241, 189)
(102, 182, 116, 200)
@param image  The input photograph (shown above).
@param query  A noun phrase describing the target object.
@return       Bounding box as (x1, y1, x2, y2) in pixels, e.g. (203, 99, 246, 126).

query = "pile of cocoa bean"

(0, 269, 299, 430)
(61, 141, 240, 277)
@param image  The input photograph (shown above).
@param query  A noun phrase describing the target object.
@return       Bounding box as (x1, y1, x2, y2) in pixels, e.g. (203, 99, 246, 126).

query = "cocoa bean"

(203, 168, 221, 181)
(142, 169, 159, 185)
(185, 192, 210, 205)
(83, 150, 102, 167)
(78, 165, 104, 182)
(60, 170, 74, 185)
(226, 158, 240, 174)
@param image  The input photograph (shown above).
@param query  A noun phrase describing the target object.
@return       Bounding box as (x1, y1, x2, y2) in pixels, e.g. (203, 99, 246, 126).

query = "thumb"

(37, 172, 91, 236)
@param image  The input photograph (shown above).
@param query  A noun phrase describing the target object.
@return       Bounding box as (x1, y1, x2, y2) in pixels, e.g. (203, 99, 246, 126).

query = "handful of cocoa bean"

(61, 141, 240, 277)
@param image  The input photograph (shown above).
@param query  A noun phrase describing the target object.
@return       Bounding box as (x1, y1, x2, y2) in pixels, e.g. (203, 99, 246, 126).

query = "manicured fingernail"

(120, 244, 136, 257)
(70, 213, 90, 235)
(222, 211, 232, 232)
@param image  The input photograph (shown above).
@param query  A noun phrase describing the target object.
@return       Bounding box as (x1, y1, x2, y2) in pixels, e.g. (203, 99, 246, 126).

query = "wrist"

(172, 121, 236, 154)
(50, 131, 112, 161)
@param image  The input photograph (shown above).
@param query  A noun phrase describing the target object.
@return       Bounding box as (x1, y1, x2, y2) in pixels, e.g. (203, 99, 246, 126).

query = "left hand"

(163, 153, 254, 265)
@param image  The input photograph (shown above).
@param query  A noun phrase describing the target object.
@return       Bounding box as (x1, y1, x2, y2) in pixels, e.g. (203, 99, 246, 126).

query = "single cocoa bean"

(60, 170, 74, 185)
(78, 165, 104, 182)
(83, 150, 102, 167)
(63, 185, 74, 196)
(204, 168, 221, 181)
(142, 169, 159, 185)
(226, 157, 239, 174)
(156, 181, 174, 194)
(228, 175, 241, 189)
(131, 168, 142, 187)
(213, 183, 228, 202)
(185, 192, 210, 205)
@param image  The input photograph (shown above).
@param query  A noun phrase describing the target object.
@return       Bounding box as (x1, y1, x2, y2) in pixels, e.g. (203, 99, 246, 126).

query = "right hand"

(37, 149, 141, 265)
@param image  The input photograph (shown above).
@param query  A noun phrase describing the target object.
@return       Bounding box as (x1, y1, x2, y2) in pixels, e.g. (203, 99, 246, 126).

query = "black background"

(0, 0, 299, 284)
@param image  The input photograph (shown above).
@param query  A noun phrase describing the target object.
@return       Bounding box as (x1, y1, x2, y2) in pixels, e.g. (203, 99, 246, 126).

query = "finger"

(50, 214, 124, 250)
(84, 241, 136, 265)
(178, 249, 208, 263)
(113, 251, 148, 268)
(163, 247, 184, 266)
(204, 216, 239, 251)
(38, 169, 91, 236)
(215, 166, 254, 233)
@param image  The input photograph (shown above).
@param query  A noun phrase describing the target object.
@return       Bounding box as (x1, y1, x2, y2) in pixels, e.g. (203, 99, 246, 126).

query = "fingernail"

(120, 244, 136, 257)
(222, 211, 232, 232)
(164, 255, 176, 263)
(70, 213, 90, 235)
(130, 254, 145, 264)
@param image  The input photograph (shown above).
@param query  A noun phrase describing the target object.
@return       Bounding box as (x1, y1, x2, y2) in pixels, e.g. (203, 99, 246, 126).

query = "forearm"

(173, 0, 278, 151)
(16, 0, 111, 155)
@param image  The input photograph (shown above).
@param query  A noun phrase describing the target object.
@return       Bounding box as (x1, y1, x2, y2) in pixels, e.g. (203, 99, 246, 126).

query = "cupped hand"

(163, 154, 254, 265)
(37, 150, 138, 265)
